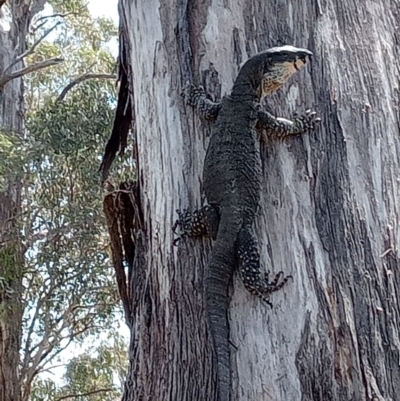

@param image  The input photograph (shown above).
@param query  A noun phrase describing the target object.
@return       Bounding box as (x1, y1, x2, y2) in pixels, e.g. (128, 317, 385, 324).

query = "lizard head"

(231, 45, 312, 99)
(260, 46, 312, 95)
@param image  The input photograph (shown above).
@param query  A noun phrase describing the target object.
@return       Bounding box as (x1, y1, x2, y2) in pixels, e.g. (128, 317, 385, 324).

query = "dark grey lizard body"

(174, 46, 319, 401)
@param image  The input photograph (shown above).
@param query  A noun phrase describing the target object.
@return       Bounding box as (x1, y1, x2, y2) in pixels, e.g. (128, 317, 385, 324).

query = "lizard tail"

(205, 210, 242, 401)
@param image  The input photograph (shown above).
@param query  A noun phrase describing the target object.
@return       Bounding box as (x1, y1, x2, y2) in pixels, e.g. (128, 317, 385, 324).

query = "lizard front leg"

(236, 222, 292, 307)
(183, 84, 222, 122)
(173, 205, 220, 245)
(256, 108, 320, 138)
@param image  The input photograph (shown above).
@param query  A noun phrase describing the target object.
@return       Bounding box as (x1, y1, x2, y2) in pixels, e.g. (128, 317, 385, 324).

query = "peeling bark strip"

(100, 16, 135, 183)
(103, 181, 143, 327)
(119, 0, 400, 400)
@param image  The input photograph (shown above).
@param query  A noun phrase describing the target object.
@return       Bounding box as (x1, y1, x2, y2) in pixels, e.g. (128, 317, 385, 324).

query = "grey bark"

(0, 4, 25, 401)
(120, 0, 400, 400)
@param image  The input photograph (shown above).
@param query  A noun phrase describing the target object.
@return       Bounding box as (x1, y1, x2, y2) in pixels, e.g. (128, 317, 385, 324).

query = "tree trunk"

(0, 2, 46, 401)
(120, 0, 400, 400)
(0, 7, 24, 401)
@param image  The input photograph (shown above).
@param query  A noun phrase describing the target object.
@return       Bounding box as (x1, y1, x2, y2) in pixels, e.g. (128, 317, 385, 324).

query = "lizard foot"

(181, 83, 221, 121)
(292, 109, 321, 133)
(265, 270, 293, 290)
(242, 271, 292, 308)
(258, 108, 320, 138)
(173, 206, 219, 245)
(181, 83, 207, 107)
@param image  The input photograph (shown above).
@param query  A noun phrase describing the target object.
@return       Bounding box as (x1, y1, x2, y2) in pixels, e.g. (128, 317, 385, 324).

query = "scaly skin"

(175, 46, 320, 401)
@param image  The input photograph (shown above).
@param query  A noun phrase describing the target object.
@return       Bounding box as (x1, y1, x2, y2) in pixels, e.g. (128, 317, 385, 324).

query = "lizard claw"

(172, 209, 187, 245)
(182, 83, 206, 107)
(245, 270, 292, 307)
(263, 270, 292, 292)
(181, 81, 191, 98)
(293, 109, 321, 133)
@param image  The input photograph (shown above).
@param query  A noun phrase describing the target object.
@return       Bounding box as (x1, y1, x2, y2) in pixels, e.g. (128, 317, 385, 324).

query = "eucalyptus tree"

(113, 1, 400, 400)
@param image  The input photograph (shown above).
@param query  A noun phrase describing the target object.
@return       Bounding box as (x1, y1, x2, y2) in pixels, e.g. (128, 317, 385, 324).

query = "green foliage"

(0, 0, 133, 397)
(31, 333, 128, 401)
(0, 242, 21, 320)
(26, 1, 117, 110)
(30, 380, 59, 401)
(22, 80, 120, 357)
(0, 243, 19, 280)
(0, 129, 26, 191)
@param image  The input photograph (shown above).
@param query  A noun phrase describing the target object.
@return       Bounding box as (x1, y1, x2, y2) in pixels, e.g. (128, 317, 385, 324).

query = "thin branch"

(25, 278, 99, 357)
(22, 270, 93, 371)
(53, 389, 114, 401)
(57, 73, 117, 101)
(36, 363, 66, 375)
(27, 300, 79, 355)
(38, 324, 96, 365)
(26, 322, 100, 385)
(34, 11, 77, 24)
(32, 2, 87, 27)
(0, 58, 64, 87)
(24, 224, 75, 250)
(22, 267, 105, 385)
(3, 22, 62, 75)
(21, 207, 46, 253)
(24, 318, 100, 387)
(33, 18, 53, 33)
(22, 279, 61, 371)
(24, 311, 78, 384)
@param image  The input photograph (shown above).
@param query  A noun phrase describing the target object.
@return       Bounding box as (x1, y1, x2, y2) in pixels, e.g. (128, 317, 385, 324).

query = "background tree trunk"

(120, 0, 400, 400)
(0, 2, 46, 401)
(0, 5, 25, 401)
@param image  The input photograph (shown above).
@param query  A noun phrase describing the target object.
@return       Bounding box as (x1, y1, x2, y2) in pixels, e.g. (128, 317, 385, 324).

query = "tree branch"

(34, 11, 78, 24)
(35, 363, 66, 375)
(23, 272, 101, 378)
(0, 58, 64, 87)
(24, 224, 75, 250)
(21, 271, 94, 375)
(53, 388, 114, 401)
(3, 22, 63, 75)
(38, 324, 98, 366)
(22, 278, 60, 372)
(57, 73, 117, 102)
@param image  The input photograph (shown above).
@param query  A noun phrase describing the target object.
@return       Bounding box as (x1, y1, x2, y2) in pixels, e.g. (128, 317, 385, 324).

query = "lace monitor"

(174, 46, 320, 401)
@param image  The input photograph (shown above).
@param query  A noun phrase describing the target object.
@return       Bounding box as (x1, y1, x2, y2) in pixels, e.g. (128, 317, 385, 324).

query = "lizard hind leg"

(173, 205, 220, 245)
(236, 223, 292, 306)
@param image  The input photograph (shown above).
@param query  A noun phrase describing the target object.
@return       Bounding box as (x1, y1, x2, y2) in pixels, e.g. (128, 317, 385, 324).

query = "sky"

(87, 0, 119, 23)
(87, 0, 119, 56)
